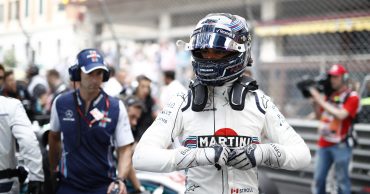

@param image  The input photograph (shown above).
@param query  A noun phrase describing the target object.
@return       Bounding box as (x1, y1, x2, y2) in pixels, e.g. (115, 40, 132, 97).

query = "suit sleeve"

(49, 96, 60, 132)
(10, 99, 44, 181)
(133, 92, 187, 172)
(343, 93, 359, 119)
(261, 94, 311, 170)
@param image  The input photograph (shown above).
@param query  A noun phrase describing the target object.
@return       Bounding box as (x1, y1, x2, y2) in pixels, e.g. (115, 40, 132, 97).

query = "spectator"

(46, 69, 68, 105)
(116, 69, 129, 95)
(1, 71, 28, 100)
(123, 96, 145, 131)
(48, 48, 134, 194)
(309, 64, 360, 194)
(122, 96, 146, 193)
(25, 65, 49, 122)
(0, 96, 44, 193)
(26, 65, 48, 99)
(159, 70, 187, 108)
(32, 83, 50, 125)
(1, 70, 33, 118)
(116, 69, 128, 87)
(103, 66, 123, 97)
(127, 75, 158, 142)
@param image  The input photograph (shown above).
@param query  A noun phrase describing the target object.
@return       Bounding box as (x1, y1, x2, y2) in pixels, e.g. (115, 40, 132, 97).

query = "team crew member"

(310, 64, 359, 194)
(0, 96, 44, 193)
(48, 49, 134, 194)
(133, 13, 311, 194)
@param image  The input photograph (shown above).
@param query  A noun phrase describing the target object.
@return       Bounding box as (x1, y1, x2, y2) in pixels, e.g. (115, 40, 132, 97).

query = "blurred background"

(1, 0, 370, 117)
(1, 0, 370, 193)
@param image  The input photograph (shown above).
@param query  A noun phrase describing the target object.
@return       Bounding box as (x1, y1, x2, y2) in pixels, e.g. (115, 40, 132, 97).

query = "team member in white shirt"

(160, 70, 187, 108)
(0, 96, 44, 193)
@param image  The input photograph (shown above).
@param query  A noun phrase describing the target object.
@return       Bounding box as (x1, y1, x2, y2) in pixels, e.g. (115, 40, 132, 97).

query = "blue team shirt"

(50, 90, 133, 192)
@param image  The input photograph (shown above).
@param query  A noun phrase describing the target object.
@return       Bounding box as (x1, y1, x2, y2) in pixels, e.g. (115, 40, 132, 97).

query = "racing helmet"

(183, 13, 252, 86)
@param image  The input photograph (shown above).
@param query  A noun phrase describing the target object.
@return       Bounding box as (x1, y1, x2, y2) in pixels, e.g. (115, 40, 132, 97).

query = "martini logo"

(183, 128, 259, 148)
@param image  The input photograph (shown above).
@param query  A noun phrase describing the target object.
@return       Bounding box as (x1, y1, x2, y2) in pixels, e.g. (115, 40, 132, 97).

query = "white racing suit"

(133, 83, 311, 194)
(0, 96, 44, 193)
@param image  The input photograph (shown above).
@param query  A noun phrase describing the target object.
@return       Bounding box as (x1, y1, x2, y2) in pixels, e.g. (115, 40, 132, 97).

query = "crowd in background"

(0, 62, 188, 126)
(1, 45, 370, 194)
(0, 61, 188, 194)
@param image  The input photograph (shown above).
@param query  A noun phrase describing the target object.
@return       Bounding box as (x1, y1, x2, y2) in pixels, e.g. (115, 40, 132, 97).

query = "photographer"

(307, 64, 359, 194)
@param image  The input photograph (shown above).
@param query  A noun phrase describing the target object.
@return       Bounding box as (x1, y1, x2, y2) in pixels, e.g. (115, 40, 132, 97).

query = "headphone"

(343, 73, 349, 82)
(68, 49, 110, 82)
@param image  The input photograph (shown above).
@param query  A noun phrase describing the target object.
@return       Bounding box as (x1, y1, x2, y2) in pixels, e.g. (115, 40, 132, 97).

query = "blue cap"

(77, 48, 108, 74)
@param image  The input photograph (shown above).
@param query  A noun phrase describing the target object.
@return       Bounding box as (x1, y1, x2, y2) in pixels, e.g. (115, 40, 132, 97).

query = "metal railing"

(261, 119, 370, 193)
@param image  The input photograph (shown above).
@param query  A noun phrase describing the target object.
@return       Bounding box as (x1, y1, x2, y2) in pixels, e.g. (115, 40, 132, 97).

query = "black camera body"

(296, 74, 333, 98)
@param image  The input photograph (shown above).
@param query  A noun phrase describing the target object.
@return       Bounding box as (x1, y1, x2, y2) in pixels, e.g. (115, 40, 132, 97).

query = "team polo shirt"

(50, 90, 134, 191)
(318, 89, 359, 148)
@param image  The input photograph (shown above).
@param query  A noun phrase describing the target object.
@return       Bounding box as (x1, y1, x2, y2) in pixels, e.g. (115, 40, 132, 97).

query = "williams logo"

(183, 128, 259, 148)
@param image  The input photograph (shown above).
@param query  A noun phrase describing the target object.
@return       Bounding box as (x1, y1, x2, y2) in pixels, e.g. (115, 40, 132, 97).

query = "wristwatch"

(114, 177, 125, 184)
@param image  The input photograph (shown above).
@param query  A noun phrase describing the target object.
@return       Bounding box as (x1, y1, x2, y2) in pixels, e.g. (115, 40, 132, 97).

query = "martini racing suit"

(133, 82, 311, 194)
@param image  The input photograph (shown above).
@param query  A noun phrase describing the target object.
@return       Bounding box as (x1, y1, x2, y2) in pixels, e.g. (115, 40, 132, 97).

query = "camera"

(296, 73, 333, 98)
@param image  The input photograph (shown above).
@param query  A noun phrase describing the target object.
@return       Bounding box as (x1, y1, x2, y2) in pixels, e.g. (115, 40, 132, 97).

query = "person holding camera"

(48, 48, 134, 194)
(309, 64, 359, 194)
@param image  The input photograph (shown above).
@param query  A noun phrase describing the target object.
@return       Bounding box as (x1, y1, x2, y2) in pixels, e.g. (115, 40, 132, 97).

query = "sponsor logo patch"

(231, 187, 254, 193)
(98, 110, 111, 128)
(62, 109, 75, 121)
(183, 128, 259, 148)
(186, 184, 200, 192)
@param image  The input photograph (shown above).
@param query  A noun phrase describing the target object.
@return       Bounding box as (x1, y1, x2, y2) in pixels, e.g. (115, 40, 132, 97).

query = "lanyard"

(76, 94, 110, 128)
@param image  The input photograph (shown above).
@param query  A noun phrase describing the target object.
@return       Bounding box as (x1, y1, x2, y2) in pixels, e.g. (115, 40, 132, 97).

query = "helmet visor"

(184, 32, 245, 52)
(191, 48, 239, 60)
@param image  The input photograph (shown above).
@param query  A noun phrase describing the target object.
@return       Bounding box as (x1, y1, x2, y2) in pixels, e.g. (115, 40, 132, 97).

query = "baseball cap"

(123, 96, 146, 110)
(328, 64, 348, 76)
(33, 84, 47, 98)
(77, 48, 108, 74)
